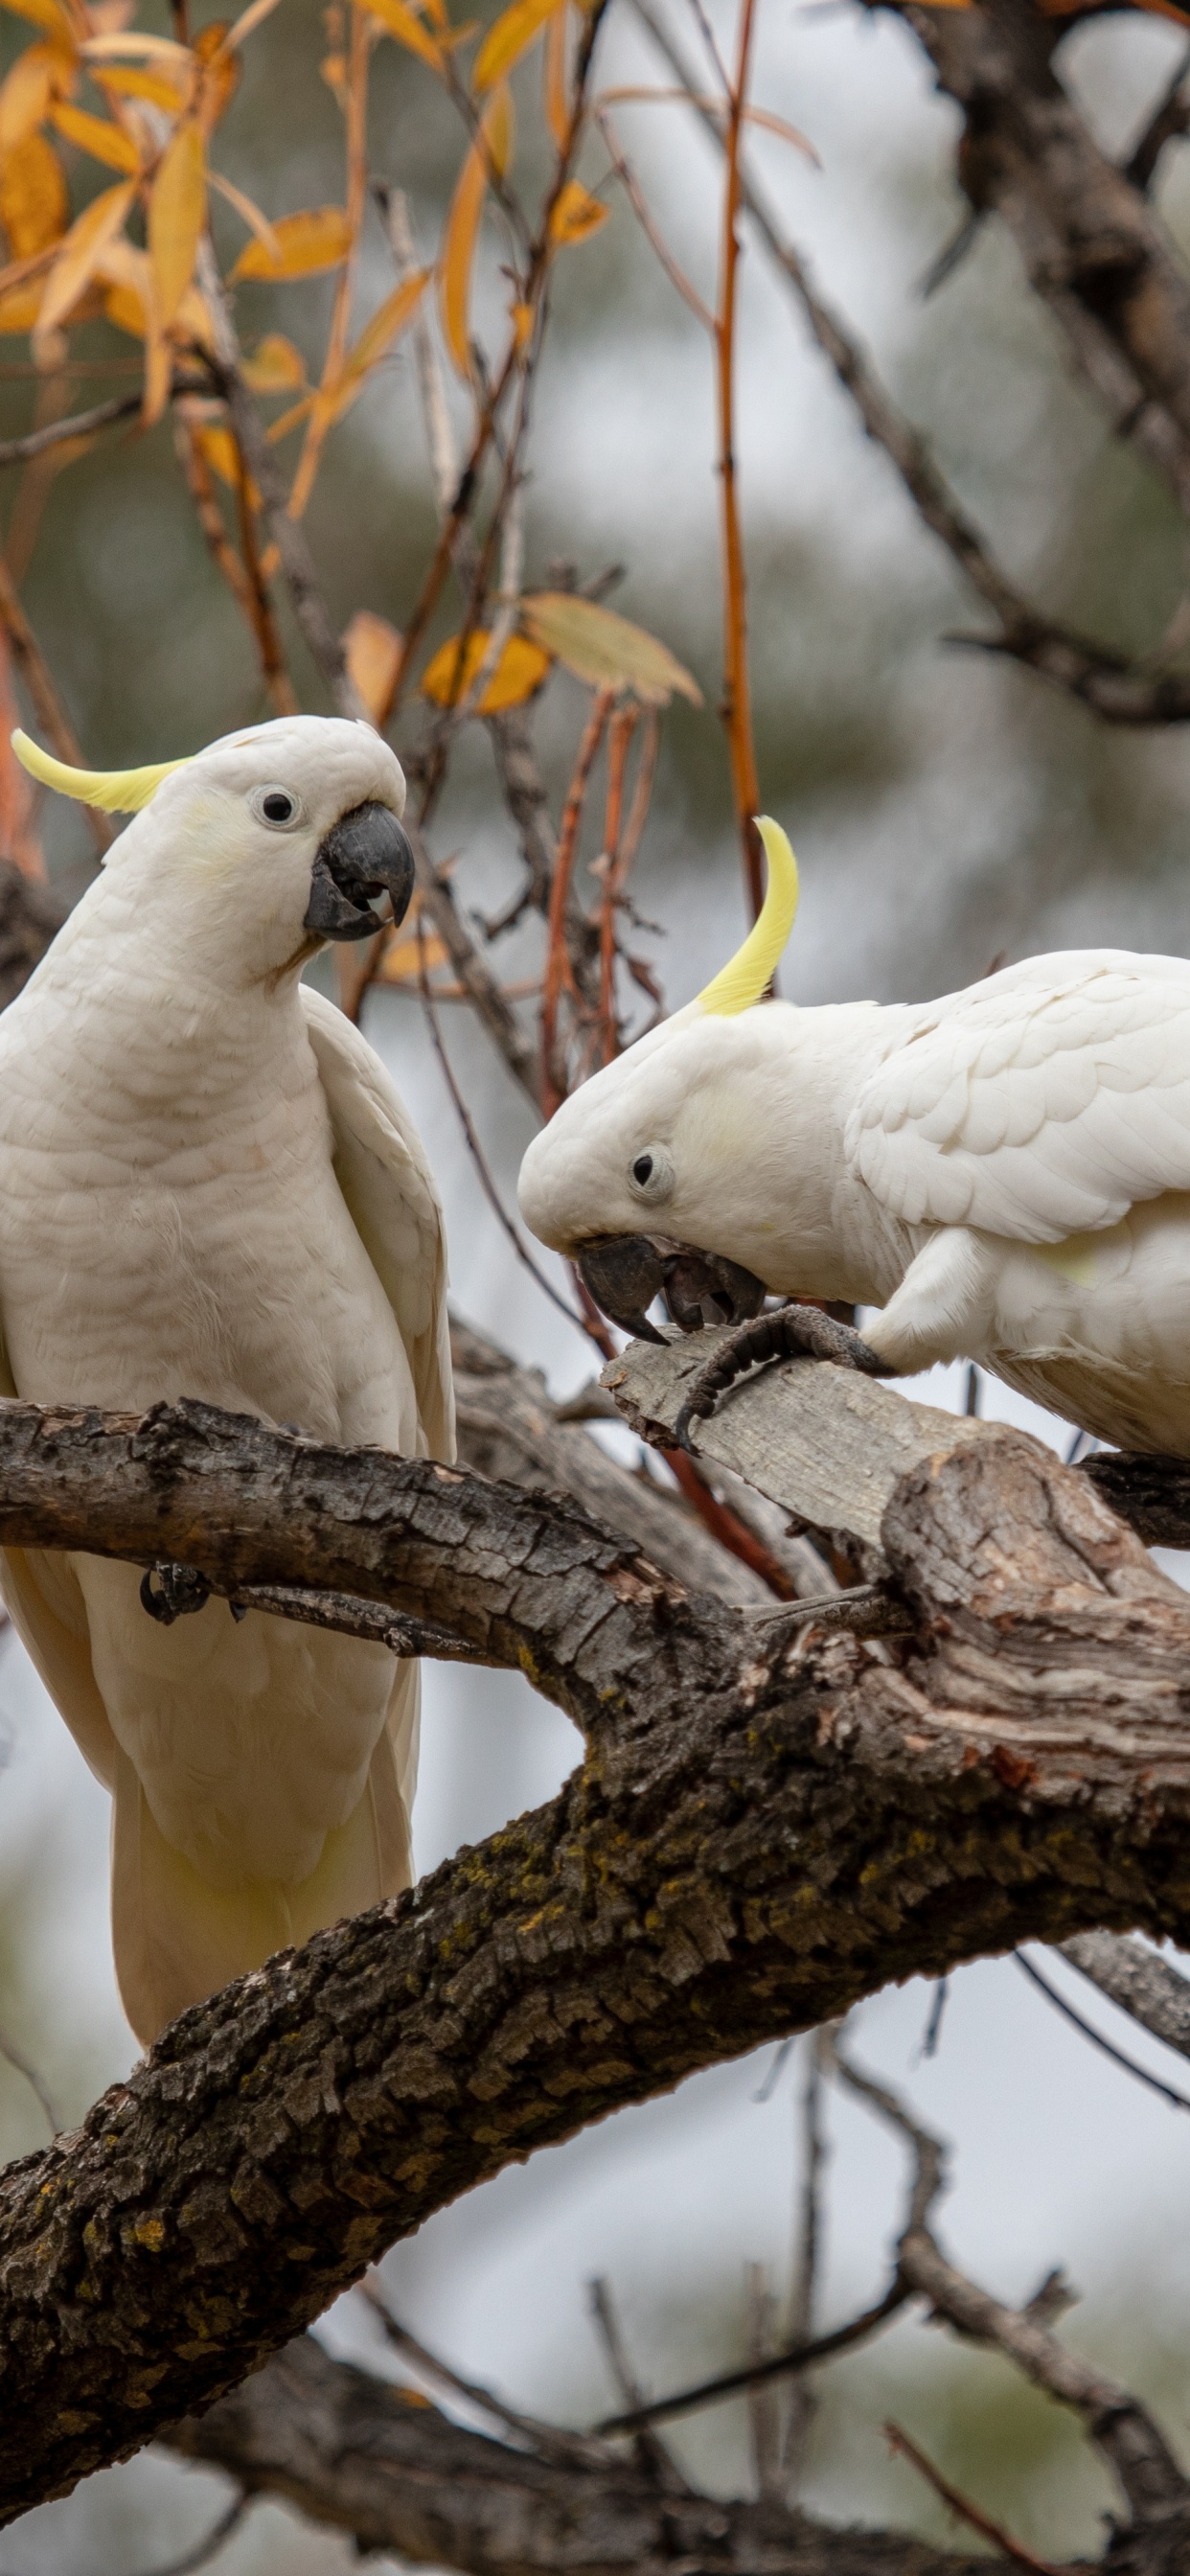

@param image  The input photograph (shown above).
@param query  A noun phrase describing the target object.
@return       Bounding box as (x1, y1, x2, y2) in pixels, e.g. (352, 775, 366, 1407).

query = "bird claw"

(140, 1561, 213, 1625)
(673, 1301, 895, 1450)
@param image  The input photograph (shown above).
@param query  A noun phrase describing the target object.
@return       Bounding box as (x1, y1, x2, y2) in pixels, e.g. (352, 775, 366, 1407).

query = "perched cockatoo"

(518, 816, 1190, 1457)
(0, 715, 452, 2045)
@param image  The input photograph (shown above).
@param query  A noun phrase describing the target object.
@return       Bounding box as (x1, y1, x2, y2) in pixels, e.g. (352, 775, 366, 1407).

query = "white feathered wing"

(0, 987, 453, 2039)
(845, 952, 1190, 1242)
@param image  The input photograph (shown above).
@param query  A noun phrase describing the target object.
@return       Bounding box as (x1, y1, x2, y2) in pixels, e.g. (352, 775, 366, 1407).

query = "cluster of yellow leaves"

(421, 594, 701, 713)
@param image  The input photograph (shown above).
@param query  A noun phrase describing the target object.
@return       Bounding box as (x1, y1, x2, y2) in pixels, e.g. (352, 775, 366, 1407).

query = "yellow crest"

(696, 816, 799, 1017)
(11, 728, 192, 814)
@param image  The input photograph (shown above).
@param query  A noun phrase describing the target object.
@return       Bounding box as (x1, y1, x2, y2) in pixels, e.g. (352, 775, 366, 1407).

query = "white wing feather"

(299, 984, 454, 1461)
(845, 951, 1190, 1243)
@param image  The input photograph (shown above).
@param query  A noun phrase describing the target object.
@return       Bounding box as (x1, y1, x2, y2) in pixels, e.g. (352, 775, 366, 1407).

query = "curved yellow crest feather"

(11, 728, 192, 814)
(696, 816, 798, 1017)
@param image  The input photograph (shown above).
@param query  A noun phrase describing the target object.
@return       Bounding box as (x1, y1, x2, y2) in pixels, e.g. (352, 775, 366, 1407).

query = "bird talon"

(674, 1300, 895, 1438)
(140, 1562, 213, 1625)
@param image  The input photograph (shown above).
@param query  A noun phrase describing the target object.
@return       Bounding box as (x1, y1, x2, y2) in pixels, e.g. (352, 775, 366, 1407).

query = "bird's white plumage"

(0, 714, 452, 2043)
(846, 954, 1190, 1242)
(516, 941, 1190, 1460)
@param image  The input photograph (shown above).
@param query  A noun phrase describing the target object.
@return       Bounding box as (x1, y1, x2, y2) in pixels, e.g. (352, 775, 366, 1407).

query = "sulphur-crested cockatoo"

(518, 816, 1190, 1457)
(0, 715, 452, 2044)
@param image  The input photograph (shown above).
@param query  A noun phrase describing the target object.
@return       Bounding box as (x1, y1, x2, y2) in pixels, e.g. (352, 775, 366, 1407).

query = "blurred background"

(4, 0, 1190, 2565)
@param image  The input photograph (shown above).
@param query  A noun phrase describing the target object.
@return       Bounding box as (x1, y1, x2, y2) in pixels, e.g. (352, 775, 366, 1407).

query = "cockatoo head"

(12, 714, 415, 982)
(518, 818, 798, 1340)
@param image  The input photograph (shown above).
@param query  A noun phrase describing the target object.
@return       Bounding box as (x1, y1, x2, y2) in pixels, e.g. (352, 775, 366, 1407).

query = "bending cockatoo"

(0, 715, 452, 2045)
(518, 816, 1190, 1457)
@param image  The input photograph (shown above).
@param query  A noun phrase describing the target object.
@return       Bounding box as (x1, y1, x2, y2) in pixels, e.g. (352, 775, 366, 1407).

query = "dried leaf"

(0, 45, 59, 152)
(473, 0, 564, 93)
(549, 177, 606, 243)
(102, 274, 144, 334)
(49, 100, 140, 170)
(440, 82, 512, 378)
(325, 264, 428, 415)
(149, 116, 205, 328)
(0, 276, 41, 329)
(231, 203, 353, 280)
(509, 294, 532, 349)
(195, 420, 260, 505)
(1, 132, 69, 263)
(520, 592, 701, 705)
(343, 608, 402, 723)
(2, 0, 77, 42)
(366, 0, 445, 71)
(80, 29, 193, 62)
(421, 628, 550, 711)
(193, 17, 240, 129)
(92, 61, 187, 109)
(543, 0, 567, 148)
(377, 926, 451, 982)
(241, 330, 306, 391)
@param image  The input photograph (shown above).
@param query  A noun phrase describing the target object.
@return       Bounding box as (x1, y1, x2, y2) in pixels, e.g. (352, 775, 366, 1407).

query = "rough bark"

(169, 2334, 990, 2576)
(2, 1381, 1190, 2512)
(890, 0, 1190, 516)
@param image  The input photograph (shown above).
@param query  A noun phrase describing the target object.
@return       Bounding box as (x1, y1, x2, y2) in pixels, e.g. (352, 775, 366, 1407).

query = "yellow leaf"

(509, 295, 532, 349)
(195, 420, 260, 506)
(473, 0, 563, 91)
(320, 48, 346, 97)
(327, 264, 428, 413)
(0, 276, 41, 328)
(519, 592, 701, 706)
(343, 609, 403, 724)
(231, 203, 353, 281)
(548, 176, 606, 243)
(103, 274, 144, 334)
(241, 330, 306, 391)
(35, 173, 132, 331)
(377, 927, 451, 982)
(92, 61, 187, 109)
(49, 100, 140, 170)
(366, 0, 446, 71)
(0, 46, 58, 152)
(193, 17, 240, 131)
(80, 29, 193, 62)
(421, 628, 550, 711)
(440, 82, 512, 378)
(0, 132, 68, 260)
(543, 0, 567, 147)
(149, 116, 205, 328)
(1, 0, 77, 42)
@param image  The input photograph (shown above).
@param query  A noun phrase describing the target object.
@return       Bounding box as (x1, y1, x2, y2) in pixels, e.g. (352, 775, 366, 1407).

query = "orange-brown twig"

(0, 556, 110, 855)
(883, 2424, 1066, 2576)
(716, 0, 763, 921)
(541, 687, 614, 1114)
(230, 425, 299, 714)
(597, 703, 637, 1062)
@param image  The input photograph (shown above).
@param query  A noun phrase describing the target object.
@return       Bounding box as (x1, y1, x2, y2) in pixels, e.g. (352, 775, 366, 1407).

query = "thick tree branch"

(169, 2332, 991, 2576)
(1, 1379, 1190, 2508)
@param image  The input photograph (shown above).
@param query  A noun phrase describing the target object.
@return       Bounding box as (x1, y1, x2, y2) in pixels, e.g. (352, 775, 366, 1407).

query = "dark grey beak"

(305, 800, 416, 943)
(577, 1233, 767, 1343)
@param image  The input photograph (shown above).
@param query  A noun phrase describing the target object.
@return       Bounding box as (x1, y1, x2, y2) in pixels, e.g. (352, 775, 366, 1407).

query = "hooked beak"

(305, 799, 416, 943)
(577, 1233, 767, 1343)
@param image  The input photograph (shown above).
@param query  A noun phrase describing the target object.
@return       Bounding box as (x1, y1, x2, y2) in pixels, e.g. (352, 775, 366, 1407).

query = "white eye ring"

(628, 1143, 675, 1205)
(249, 784, 306, 831)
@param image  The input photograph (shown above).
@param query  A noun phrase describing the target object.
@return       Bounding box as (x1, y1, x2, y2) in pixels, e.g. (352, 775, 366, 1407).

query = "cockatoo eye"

(250, 784, 305, 831)
(628, 1143, 675, 1205)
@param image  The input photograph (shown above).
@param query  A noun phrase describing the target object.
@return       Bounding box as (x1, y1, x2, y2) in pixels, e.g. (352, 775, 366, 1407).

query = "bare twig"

(0, 562, 112, 855)
(780, 2036, 825, 2494)
(594, 2276, 911, 2435)
(1124, 41, 1190, 192)
(1017, 1950, 1190, 2112)
(1058, 1931, 1190, 2061)
(361, 2274, 613, 2470)
(0, 392, 141, 471)
(541, 688, 614, 1113)
(589, 2277, 690, 2490)
(883, 2421, 1065, 2576)
(0, 2023, 60, 2138)
(716, 0, 764, 922)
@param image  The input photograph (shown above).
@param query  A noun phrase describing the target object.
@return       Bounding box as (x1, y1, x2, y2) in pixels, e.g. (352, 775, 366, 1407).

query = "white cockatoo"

(518, 816, 1190, 1457)
(0, 714, 453, 2045)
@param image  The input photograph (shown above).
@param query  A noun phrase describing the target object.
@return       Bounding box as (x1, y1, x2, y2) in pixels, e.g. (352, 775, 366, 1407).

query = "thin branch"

(0, 392, 141, 471)
(0, 561, 112, 855)
(588, 2276, 691, 2489)
(628, 0, 1190, 730)
(360, 2275, 611, 2470)
(541, 688, 614, 1114)
(1058, 1930, 1190, 2060)
(780, 2036, 824, 2494)
(598, 111, 715, 329)
(883, 2422, 1064, 2576)
(1015, 1950, 1190, 2112)
(1123, 42, 1190, 192)
(0, 2024, 60, 2138)
(595, 2278, 911, 2435)
(716, 0, 764, 920)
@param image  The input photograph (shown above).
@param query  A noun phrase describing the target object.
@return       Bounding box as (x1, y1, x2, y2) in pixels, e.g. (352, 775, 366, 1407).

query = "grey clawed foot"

(674, 1300, 894, 1450)
(139, 1561, 213, 1624)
